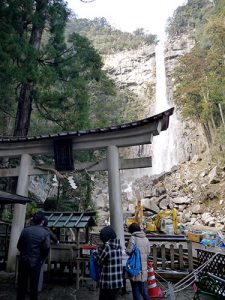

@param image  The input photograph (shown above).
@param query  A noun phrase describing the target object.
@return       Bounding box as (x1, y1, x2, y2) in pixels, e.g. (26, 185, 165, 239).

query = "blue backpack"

(125, 244, 141, 277)
(90, 253, 101, 281)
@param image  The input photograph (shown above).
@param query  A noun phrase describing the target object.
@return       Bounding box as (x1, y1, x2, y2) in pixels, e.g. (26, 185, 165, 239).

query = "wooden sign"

(53, 138, 74, 171)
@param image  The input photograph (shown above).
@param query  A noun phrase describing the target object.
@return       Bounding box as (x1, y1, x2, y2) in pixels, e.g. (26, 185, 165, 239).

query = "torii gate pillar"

(7, 154, 31, 272)
(107, 145, 125, 249)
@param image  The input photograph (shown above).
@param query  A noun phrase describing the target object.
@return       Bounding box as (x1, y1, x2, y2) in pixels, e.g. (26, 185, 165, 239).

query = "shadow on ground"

(0, 271, 195, 300)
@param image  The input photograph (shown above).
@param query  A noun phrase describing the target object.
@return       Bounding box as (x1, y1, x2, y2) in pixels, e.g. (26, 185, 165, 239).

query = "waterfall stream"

(121, 34, 179, 198)
(151, 36, 178, 175)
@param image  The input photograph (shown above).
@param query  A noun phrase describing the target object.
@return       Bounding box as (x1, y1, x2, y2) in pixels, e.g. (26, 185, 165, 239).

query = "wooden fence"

(149, 239, 194, 281)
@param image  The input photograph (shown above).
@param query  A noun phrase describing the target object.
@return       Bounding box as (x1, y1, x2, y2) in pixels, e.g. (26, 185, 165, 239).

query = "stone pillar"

(107, 145, 125, 249)
(7, 153, 31, 272)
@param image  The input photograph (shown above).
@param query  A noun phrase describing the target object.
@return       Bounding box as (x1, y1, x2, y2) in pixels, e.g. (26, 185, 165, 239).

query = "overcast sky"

(67, 0, 186, 36)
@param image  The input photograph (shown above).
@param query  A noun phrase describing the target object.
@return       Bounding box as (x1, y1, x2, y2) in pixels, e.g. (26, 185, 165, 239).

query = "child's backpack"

(90, 252, 101, 281)
(125, 244, 141, 278)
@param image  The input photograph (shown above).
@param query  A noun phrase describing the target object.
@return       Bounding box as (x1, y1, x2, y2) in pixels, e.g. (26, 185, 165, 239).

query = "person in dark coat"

(94, 226, 123, 300)
(38, 217, 59, 292)
(17, 211, 51, 300)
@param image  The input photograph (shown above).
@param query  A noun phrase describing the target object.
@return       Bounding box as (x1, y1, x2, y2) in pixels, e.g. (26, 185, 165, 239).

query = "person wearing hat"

(94, 226, 123, 300)
(16, 211, 51, 300)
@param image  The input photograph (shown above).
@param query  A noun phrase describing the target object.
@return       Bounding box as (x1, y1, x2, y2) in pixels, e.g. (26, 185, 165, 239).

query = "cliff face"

(165, 34, 209, 164)
(102, 35, 208, 165)
(103, 45, 156, 118)
(89, 33, 212, 226)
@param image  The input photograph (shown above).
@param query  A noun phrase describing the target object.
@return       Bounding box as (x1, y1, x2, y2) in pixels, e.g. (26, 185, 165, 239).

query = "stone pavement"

(0, 271, 195, 300)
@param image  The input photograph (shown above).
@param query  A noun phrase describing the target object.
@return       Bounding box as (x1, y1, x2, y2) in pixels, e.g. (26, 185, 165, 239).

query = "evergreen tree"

(0, 0, 109, 136)
(171, 0, 225, 145)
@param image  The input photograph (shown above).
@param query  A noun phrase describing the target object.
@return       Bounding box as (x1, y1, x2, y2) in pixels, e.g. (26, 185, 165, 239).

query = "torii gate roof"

(0, 108, 173, 157)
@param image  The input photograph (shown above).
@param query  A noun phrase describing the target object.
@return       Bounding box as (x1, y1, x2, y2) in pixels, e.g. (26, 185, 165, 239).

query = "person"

(126, 222, 150, 300)
(94, 226, 123, 300)
(38, 217, 59, 293)
(121, 249, 129, 295)
(43, 217, 59, 244)
(17, 211, 51, 300)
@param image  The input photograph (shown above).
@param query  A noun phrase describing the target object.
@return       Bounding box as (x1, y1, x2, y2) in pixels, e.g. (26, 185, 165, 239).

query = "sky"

(67, 0, 186, 36)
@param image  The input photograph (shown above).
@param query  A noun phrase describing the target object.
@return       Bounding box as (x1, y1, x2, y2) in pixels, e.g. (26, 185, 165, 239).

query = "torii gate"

(0, 108, 174, 271)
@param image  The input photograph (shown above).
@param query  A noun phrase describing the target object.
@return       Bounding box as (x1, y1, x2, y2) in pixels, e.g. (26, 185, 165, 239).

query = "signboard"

(53, 138, 74, 171)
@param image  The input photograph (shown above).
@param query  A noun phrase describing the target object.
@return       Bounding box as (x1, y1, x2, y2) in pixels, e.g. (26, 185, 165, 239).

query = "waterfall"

(121, 34, 180, 196)
(151, 36, 178, 175)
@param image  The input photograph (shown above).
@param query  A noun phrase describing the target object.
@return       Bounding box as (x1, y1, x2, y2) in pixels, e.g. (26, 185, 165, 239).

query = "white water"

(151, 36, 178, 175)
(121, 34, 179, 189)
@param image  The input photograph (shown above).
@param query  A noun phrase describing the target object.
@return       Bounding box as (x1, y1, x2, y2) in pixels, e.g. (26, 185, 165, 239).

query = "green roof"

(45, 211, 96, 228)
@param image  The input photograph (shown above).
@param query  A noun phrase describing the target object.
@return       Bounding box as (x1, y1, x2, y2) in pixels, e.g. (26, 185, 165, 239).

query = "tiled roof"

(45, 211, 96, 228)
(0, 108, 174, 143)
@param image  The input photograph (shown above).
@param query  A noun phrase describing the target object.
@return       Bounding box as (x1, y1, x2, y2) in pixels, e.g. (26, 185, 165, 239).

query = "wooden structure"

(0, 191, 32, 269)
(0, 220, 11, 268)
(148, 235, 194, 281)
(45, 211, 96, 287)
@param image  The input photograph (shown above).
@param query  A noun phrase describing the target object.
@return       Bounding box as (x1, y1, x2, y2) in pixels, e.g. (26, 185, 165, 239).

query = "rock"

(208, 166, 220, 184)
(200, 171, 207, 177)
(96, 194, 106, 208)
(208, 221, 216, 227)
(128, 203, 135, 213)
(190, 217, 197, 225)
(192, 155, 201, 163)
(190, 204, 203, 214)
(206, 191, 218, 200)
(183, 212, 192, 222)
(172, 196, 192, 205)
(201, 212, 215, 226)
(159, 198, 170, 210)
(177, 204, 186, 212)
(142, 199, 160, 213)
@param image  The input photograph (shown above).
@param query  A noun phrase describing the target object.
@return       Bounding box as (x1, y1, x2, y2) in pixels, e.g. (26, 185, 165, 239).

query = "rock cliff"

(103, 44, 156, 118)
(92, 33, 222, 228)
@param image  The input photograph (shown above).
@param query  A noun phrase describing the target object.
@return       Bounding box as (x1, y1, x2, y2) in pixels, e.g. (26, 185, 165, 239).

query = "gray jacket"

(126, 231, 150, 281)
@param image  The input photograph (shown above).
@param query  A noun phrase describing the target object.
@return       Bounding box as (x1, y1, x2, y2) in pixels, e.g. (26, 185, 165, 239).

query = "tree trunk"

(202, 121, 212, 145)
(14, 0, 48, 137)
(14, 83, 34, 136)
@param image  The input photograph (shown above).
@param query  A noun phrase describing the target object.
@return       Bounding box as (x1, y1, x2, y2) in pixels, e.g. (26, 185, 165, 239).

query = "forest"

(167, 0, 225, 162)
(0, 0, 150, 139)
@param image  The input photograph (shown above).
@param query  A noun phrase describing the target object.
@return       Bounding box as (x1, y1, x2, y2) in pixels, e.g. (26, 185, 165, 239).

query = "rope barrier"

(173, 252, 218, 291)
(155, 252, 220, 298)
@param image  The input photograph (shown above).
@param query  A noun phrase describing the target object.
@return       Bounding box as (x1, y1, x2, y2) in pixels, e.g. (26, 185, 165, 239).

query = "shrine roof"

(0, 190, 32, 205)
(45, 211, 96, 228)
